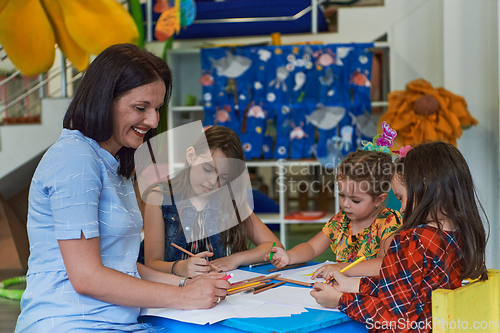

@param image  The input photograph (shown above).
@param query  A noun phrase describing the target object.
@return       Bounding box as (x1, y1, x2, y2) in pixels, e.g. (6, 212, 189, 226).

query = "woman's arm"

(59, 233, 229, 310)
(211, 212, 283, 271)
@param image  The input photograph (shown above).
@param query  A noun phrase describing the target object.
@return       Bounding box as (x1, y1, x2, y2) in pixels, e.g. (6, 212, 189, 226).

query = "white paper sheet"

(277, 260, 337, 283)
(140, 265, 339, 325)
(224, 268, 264, 284)
(250, 285, 339, 312)
(140, 293, 307, 325)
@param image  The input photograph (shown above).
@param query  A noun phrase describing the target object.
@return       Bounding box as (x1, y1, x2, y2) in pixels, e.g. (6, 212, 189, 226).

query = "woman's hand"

(211, 255, 240, 272)
(265, 246, 290, 268)
(176, 251, 213, 277)
(311, 263, 346, 281)
(181, 272, 230, 310)
(310, 282, 343, 309)
(329, 271, 360, 293)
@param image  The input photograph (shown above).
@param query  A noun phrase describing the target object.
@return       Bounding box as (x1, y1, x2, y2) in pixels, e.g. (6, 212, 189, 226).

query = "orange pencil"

(253, 281, 286, 295)
(171, 243, 222, 272)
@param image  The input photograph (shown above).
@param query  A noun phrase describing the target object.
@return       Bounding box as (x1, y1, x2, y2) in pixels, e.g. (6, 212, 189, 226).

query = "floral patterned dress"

(322, 208, 402, 262)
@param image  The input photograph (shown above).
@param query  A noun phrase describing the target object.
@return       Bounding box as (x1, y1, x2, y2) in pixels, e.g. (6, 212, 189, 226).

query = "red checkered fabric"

(338, 225, 463, 332)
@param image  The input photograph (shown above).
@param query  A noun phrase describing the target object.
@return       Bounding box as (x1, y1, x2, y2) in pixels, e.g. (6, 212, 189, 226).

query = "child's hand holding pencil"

(312, 256, 366, 282)
(265, 244, 290, 268)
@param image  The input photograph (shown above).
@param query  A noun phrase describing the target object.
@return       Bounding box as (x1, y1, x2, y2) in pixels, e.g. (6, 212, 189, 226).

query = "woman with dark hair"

(15, 44, 229, 333)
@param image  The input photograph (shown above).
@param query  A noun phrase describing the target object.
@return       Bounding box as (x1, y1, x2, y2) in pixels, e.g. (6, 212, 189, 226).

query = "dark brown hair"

(63, 43, 172, 178)
(172, 126, 251, 253)
(337, 150, 393, 198)
(393, 142, 488, 281)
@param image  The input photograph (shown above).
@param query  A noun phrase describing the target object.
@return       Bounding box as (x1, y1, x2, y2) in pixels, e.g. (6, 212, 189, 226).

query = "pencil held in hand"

(269, 242, 276, 260)
(324, 256, 366, 283)
(170, 243, 222, 272)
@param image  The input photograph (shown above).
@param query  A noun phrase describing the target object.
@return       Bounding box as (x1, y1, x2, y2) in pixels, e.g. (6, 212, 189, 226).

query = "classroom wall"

(442, 0, 499, 269)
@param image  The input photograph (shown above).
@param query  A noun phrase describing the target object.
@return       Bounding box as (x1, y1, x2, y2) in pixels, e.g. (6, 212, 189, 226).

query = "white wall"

(443, 0, 499, 269)
(0, 98, 68, 180)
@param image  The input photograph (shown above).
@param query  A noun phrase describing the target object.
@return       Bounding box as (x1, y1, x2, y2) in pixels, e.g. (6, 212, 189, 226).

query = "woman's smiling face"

(99, 80, 165, 155)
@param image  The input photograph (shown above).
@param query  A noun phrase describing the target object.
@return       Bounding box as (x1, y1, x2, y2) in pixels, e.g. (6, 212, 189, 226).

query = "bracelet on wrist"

(171, 259, 181, 276)
(178, 276, 191, 287)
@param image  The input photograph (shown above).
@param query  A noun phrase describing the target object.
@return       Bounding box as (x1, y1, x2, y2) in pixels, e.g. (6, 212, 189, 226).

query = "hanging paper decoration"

(379, 78, 478, 147)
(200, 43, 374, 166)
(154, 0, 180, 41)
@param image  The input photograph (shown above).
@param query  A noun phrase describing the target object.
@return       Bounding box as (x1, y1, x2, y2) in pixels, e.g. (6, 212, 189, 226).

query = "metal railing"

(0, 57, 79, 123)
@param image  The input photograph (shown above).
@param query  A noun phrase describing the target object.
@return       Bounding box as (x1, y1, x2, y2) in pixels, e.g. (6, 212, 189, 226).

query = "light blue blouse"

(15, 129, 164, 332)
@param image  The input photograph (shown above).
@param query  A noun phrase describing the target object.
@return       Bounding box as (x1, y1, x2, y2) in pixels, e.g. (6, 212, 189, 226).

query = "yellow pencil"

(323, 256, 366, 283)
(227, 281, 261, 292)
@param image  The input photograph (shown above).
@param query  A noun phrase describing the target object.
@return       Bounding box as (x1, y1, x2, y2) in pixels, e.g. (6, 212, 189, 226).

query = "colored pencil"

(275, 277, 313, 287)
(227, 281, 261, 292)
(170, 243, 222, 272)
(269, 242, 276, 260)
(231, 273, 281, 286)
(227, 281, 272, 295)
(268, 262, 307, 273)
(253, 281, 286, 295)
(323, 256, 366, 283)
(227, 282, 267, 295)
(248, 261, 270, 268)
(340, 256, 366, 273)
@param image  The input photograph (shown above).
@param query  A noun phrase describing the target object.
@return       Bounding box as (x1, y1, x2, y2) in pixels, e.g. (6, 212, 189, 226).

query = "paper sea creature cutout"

(269, 66, 290, 92)
(290, 127, 308, 140)
(293, 72, 306, 91)
(340, 125, 353, 150)
(310, 140, 346, 168)
(214, 106, 231, 124)
(335, 47, 353, 66)
(210, 51, 252, 78)
(319, 68, 334, 86)
(248, 104, 267, 119)
(314, 49, 336, 67)
(199, 70, 214, 86)
(258, 48, 272, 62)
(349, 111, 378, 138)
(350, 69, 371, 87)
(306, 105, 346, 130)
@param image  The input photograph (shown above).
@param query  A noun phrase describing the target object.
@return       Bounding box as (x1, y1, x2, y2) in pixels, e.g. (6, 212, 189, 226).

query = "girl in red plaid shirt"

(311, 142, 488, 332)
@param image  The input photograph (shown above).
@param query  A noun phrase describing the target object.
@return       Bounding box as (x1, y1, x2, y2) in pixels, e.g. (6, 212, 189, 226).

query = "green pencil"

(269, 241, 276, 260)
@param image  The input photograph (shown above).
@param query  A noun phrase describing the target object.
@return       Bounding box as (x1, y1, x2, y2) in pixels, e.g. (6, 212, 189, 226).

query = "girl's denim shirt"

(138, 198, 226, 264)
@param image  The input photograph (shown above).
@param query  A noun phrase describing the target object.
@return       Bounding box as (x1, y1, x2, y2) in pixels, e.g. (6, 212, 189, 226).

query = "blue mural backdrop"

(200, 43, 375, 167)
